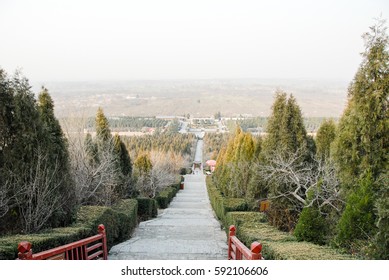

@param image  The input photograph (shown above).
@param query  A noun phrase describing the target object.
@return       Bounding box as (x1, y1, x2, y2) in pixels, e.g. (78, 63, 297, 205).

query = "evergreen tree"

(374, 172, 389, 258)
(1, 71, 72, 232)
(333, 20, 388, 187)
(315, 119, 336, 161)
(134, 152, 153, 197)
(113, 134, 133, 197)
(262, 91, 288, 155)
(0, 69, 14, 221)
(294, 189, 329, 245)
(335, 173, 376, 249)
(95, 107, 111, 144)
(0, 69, 14, 173)
(261, 91, 309, 230)
(37, 87, 75, 226)
(114, 134, 132, 177)
(134, 152, 152, 176)
(212, 126, 257, 198)
(333, 20, 388, 255)
(280, 95, 308, 155)
(262, 91, 308, 158)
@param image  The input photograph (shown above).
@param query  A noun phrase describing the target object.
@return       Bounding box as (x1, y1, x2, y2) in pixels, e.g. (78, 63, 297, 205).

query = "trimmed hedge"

(226, 212, 353, 260)
(113, 199, 138, 241)
(0, 199, 138, 260)
(206, 177, 248, 226)
(136, 198, 158, 221)
(156, 184, 180, 209)
(76, 199, 138, 248)
(0, 226, 91, 260)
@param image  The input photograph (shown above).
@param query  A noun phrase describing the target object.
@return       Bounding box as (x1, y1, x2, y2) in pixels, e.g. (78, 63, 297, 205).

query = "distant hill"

(34, 79, 348, 118)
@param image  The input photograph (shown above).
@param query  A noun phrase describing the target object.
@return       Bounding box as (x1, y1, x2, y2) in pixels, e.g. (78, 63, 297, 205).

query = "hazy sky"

(0, 0, 388, 82)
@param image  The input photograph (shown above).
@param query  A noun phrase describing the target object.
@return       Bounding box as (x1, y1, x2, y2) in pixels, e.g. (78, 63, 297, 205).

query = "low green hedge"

(76, 206, 120, 248)
(136, 198, 158, 221)
(113, 199, 138, 241)
(0, 226, 91, 260)
(226, 212, 353, 260)
(156, 184, 180, 209)
(112, 198, 138, 242)
(76, 199, 138, 248)
(0, 199, 138, 260)
(206, 177, 249, 227)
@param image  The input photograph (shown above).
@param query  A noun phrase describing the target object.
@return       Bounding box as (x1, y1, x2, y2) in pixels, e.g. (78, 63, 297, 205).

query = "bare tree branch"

(258, 148, 344, 212)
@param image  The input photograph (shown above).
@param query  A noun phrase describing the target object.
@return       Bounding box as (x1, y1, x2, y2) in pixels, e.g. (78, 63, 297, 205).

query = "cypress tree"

(333, 20, 389, 254)
(95, 107, 111, 144)
(113, 134, 133, 198)
(134, 152, 152, 176)
(262, 91, 288, 155)
(261, 91, 309, 231)
(315, 119, 336, 161)
(114, 134, 132, 177)
(0, 69, 14, 173)
(333, 20, 388, 187)
(2, 71, 58, 232)
(280, 95, 308, 154)
(37, 87, 75, 226)
(294, 190, 328, 245)
(0, 69, 14, 223)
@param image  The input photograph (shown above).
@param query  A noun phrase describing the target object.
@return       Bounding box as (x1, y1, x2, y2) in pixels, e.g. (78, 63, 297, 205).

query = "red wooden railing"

(228, 225, 264, 260)
(17, 224, 108, 260)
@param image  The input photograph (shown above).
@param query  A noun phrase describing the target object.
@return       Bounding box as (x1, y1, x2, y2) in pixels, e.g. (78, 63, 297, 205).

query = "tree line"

(85, 116, 168, 132)
(122, 132, 194, 159)
(210, 21, 388, 258)
(225, 116, 332, 134)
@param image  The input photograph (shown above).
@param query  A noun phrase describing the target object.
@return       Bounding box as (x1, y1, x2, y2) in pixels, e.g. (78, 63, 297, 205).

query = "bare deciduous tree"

(259, 149, 343, 212)
(61, 113, 122, 206)
(136, 150, 184, 198)
(0, 182, 10, 218)
(6, 150, 64, 233)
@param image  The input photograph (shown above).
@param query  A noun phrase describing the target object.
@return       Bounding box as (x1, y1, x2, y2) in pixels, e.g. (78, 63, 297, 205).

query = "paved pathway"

(109, 140, 228, 260)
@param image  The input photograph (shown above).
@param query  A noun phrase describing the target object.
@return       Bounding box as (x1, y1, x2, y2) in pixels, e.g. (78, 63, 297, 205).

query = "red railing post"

(98, 224, 108, 260)
(17, 241, 33, 260)
(250, 241, 263, 260)
(228, 225, 236, 260)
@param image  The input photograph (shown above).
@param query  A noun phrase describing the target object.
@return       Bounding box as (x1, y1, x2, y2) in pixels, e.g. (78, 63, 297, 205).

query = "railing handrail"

(17, 224, 108, 260)
(228, 225, 264, 260)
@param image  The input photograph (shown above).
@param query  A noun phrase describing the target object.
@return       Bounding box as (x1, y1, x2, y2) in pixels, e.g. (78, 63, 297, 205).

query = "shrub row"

(156, 184, 180, 209)
(0, 226, 92, 260)
(0, 199, 138, 260)
(136, 198, 158, 221)
(226, 212, 354, 260)
(206, 177, 248, 227)
(76, 199, 138, 248)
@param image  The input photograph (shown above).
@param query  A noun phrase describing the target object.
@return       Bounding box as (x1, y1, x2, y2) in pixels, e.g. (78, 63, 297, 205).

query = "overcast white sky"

(0, 0, 388, 83)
